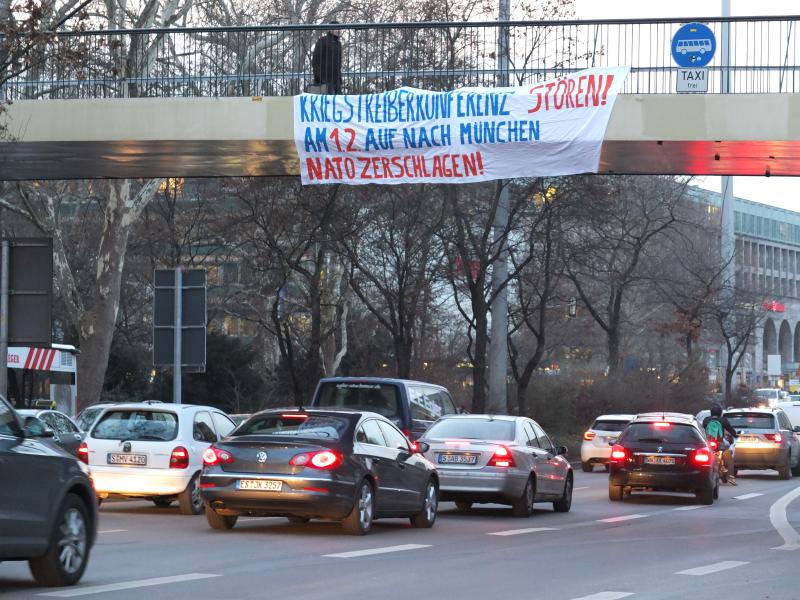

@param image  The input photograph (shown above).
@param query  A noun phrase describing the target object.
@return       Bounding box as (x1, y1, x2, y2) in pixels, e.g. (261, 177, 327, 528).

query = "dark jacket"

(311, 33, 342, 93)
(703, 415, 738, 440)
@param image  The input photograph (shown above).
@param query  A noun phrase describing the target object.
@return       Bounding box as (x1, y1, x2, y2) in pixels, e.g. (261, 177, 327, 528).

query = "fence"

(2, 16, 799, 99)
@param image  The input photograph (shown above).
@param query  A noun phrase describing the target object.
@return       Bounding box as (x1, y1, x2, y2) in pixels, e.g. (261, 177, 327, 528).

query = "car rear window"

(726, 413, 776, 430)
(76, 407, 102, 432)
(620, 423, 702, 443)
(92, 410, 179, 441)
(591, 419, 629, 432)
(315, 382, 400, 419)
(234, 414, 348, 440)
(424, 418, 515, 441)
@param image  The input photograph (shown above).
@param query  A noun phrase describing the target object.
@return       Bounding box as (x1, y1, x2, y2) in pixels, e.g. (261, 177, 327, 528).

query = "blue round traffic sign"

(671, 22, 716, 68)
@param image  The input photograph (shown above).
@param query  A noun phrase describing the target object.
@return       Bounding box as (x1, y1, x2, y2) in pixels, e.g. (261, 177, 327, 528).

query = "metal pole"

(173, 268, 182, 404)
(487, 0, 511, 414)
(0, 240, 9, 400)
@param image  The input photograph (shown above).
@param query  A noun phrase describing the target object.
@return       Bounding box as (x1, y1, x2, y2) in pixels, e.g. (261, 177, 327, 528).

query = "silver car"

(419, 415, 573, 517)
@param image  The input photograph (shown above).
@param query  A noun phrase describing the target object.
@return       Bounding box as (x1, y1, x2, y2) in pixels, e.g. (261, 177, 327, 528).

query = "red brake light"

(77, 442, 89, 464)
(583, 431, 596, 441)
(764, 433, 783, 443)
(708, 439, 719, 451)
(281, 413, 309, 419)
(290, 450, 341, 470)
(202, 446, 234, 467)
(653, 422, 672, 428)
(610, 444, 627, 461)
(487, 446, 516, 468)
(170, 446, 190, 469)
(693, 449, 712, 465)
(410, 441, 419, 452)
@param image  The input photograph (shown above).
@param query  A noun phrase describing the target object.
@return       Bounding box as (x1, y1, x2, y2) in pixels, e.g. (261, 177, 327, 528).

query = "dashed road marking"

(569, 592, 634, 600)
(97, 529, 127, 534)
(733, 492, 763, 500)
(675, 561, 748, 576)
(770, 484, 800, 551)
(488, 527, 558, 536)
(39, 573, 221, 597)
(324, 544, 431, 558)
(673, 506, 706, 511)
(574, 486, 590, 491)
(597, 514, 648, 523)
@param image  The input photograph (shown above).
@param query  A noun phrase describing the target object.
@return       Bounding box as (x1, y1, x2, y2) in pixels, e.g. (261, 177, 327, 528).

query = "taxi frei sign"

(293, 66, 630, 185)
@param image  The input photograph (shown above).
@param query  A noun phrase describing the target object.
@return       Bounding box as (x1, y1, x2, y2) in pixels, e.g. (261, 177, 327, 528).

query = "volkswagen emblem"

(256, 451, 268, 463)
(123, 442, 131, 452)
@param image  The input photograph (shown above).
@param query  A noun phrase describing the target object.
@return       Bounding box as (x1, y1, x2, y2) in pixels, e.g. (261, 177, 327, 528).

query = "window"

(619, 423, 703, 444)
(39, 412, 58, 431)
(235, 414, 348, 440)
(523, 422, 539, 447)
(211, 412, 236, 438)
(430, 390, 457, 415)
(356, 419, 386, 446)
(0, 400, 19, 436)
(777, 412, 793, 431)
(410, 387, 441, 421)
(426, 418, 516, 442)
(77, 407, 102, 432)
(193, 412, 218, 443)
(531, 422, 554, 450)
(315, 382, 400, 419)
(51, 412, 77, 434)
(377, 420, 410, 451)
(591, 419, 630, 432)
(93, 410, 179, 441)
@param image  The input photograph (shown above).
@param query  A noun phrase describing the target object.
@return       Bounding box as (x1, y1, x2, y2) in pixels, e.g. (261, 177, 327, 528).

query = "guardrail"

(2, 16, 799, 99)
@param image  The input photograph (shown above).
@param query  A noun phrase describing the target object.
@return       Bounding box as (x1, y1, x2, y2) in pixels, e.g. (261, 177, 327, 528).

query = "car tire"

(609, 484, 624, 502)
(287, 516, 310, 524)
(792, 457, 800, 477)
(697, 486, 714, 505)
(28, 494, 91, 587)
(581, 462, 593, 473)
(153, 498, 174, 508)
(205, 506, 237, 530)
(410, 479, 438, 528)
(342, 480, 374, 535)
(777, 461, 792, 480)
(553, 473, 573, 513)
(178, 474, 204, 515)
(511, 476, 535, 518)
(455, 501, 472, 512)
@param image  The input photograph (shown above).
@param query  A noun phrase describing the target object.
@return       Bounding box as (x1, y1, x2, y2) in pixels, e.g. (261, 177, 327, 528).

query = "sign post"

(0, 241, 9, 399)
(671, 22, 716, 93)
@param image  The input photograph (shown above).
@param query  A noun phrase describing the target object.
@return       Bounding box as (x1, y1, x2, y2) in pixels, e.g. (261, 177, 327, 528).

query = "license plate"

(238, 479, 283, 491)
(438, 453, 478, 465)
(107, 453, 147, 466)
(644, 455, 675, 465)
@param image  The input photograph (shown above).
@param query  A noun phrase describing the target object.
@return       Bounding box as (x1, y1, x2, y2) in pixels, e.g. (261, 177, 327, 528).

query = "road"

(2, 469, 799, 600)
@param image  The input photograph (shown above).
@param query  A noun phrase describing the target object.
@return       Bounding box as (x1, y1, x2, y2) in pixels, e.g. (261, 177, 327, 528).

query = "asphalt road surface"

(2, 469, 799, 600)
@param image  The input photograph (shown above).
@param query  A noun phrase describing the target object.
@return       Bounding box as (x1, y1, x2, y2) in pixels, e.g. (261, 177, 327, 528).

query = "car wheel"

(696, 486, 714, 505)
(511, 476, 535, 518)
(581, 462, 593, 473)
(342, 480, 374, 535)
(178, 474, 204, 515)
(609, 484, 623, 502)
(455, 501, 472, 512)
(777, 461, 792, 480)
(29, 494, 91, 587)
(410, 479, 438, 528)
(205, 506, 237, 530)
(287, 516, 310, 524)
(153, 498, 174, 508)
(553, 473, 573, 513)
(792, 457, 800, 477)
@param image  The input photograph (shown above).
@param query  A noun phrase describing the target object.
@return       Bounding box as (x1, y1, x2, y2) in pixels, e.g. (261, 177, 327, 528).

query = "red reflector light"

(487, 446, 516, 468)
(77, 442, 89, 464)
(303, 487, 329, 493)
(202, 446, 234, 467)
(281, 413, 309, 419)
(653, 422, 672, 428)
(290, 450, 341, 470)
(170, 446, 190, 469)
(583, 431, 596, 441)
(199, 482, 217, 489)
(693, 450, 711, 465)
(610, 445, 627, 461)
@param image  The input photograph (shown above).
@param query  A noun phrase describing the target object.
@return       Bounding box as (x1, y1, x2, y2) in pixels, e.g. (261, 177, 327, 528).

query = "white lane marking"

(675, 561, 748, 576)
(569, 592, 634, 600)
(97, 529, 127, 534)
(770, 484, 800, 551)
(673, 506, 706, 511)
(39, 573, 221, 597)
(733, 492, 763, 500)
(597, 514, 648, 523)
(488, 527, 558, 537)
(324, 544, 431, 558)
(574, 486, 590, 490)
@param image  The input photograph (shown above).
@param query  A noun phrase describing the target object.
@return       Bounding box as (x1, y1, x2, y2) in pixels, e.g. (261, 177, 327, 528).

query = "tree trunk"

(607, 327, 622, 375)
(394, 336, 413, 380)
(471, 295, 489, 413)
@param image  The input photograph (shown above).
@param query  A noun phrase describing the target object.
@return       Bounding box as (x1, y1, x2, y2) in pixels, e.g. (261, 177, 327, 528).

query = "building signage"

(762, 300, 785, 312)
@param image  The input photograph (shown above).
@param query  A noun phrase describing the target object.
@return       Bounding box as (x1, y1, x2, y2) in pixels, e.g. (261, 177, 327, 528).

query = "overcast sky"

(573, 0, 799, 212)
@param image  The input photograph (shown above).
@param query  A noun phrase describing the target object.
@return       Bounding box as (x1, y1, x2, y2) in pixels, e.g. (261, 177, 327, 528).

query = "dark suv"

(0, 396, 97, 586)
(609, 412, 719, 505)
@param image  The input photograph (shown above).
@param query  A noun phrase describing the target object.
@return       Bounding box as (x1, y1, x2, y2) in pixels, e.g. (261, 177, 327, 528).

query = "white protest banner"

(293, 66, 629, 185)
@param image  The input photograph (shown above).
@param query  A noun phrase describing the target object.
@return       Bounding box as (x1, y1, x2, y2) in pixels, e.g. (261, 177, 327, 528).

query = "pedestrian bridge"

(1, 17, 799, 179)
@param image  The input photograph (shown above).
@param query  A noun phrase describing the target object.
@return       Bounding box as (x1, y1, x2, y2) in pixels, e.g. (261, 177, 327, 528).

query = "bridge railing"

(2, 16, 799, 99)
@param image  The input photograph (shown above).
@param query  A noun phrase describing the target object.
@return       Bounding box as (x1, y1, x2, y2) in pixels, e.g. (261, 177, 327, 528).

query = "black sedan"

(200, 409, 439, 535)
(608, 412, 720, 505)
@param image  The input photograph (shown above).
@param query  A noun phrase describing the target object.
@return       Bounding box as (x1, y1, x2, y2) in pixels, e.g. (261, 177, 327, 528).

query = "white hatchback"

(580, 414, 635, 472)
(80, 402, 236, 514)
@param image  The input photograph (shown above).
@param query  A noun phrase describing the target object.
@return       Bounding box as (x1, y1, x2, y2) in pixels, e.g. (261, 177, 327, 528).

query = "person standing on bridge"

(311, 21, 342, 94)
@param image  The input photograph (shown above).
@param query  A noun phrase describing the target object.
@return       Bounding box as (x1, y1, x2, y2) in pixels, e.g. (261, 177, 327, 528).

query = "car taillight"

(653, 422, 672, 428)
(170, 446, 190, 469)
(583, 431, 596, 441)
(77, 442, 89, 464)
(764, 433, 783, 443)
(610, 445, 627, 461)
(410, 440, 419, 452)
(487, 446, 516, 468)
(290, 450, 341, 470)
(202, 446, 234, 467)
(708, 439, 719, 451)
(693, 449, 712, 465)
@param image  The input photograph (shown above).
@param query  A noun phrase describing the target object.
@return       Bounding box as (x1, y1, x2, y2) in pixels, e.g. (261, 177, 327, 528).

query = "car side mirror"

(412, 441, 430, 454)
(555, 445, 568, 457)
(794, 426, 800, 433)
